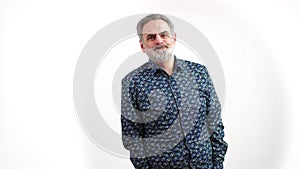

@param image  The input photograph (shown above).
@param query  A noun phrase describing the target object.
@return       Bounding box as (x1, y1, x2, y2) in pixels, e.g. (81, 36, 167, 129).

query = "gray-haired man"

(121, 14, 228, 169)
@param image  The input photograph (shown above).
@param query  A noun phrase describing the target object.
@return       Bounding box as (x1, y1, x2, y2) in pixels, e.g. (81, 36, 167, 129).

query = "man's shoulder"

(121, 62, 151, 83)
(178, 58, 207, 72)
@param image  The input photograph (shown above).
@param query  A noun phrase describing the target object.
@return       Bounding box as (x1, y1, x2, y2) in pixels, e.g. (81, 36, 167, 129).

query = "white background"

(1, 0, 300, 168)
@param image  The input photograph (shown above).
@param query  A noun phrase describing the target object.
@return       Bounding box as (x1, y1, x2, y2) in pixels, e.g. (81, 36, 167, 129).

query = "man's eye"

(160, 33, 169, 38)
(147, 36, 155, 41)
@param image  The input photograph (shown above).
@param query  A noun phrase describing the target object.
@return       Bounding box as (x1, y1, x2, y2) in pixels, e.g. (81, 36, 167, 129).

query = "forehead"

(142, 19, 171, 34)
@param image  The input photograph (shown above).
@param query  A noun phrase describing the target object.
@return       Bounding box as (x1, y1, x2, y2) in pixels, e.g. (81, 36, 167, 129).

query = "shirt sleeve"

(203, 66, 228, 169)
(121, 77, 150, 169)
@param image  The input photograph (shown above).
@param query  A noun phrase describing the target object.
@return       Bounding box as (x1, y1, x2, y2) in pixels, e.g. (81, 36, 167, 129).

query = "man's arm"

(203, 66, 228, 169)
(121, 77, 150, 169)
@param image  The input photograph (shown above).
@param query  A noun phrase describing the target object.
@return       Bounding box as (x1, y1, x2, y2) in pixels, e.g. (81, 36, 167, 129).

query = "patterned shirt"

(121, 57, 228, 169)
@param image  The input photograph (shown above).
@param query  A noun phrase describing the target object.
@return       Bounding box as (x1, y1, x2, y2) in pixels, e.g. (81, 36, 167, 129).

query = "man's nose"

(155, 34, 164, 45)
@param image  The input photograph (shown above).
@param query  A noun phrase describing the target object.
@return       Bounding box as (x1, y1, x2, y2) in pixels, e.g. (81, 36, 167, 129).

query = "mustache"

(154, 44, 169, 50)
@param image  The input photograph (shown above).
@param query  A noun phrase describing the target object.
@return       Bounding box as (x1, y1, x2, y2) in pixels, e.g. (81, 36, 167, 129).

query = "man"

(121, 14, 228, 169)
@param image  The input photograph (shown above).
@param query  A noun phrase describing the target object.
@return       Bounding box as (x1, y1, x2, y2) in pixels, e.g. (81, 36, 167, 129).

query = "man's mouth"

(155, 45, 168, 50)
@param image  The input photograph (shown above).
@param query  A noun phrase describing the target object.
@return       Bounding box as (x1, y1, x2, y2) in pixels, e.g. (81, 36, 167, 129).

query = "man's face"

(140, 19, 176, 63)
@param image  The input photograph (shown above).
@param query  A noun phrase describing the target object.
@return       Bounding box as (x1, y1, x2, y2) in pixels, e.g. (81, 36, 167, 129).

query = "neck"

(156, 55, 175, 75)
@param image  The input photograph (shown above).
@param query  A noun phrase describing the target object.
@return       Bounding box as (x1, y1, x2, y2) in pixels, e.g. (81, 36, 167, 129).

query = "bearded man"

(121, 14, 228, 169)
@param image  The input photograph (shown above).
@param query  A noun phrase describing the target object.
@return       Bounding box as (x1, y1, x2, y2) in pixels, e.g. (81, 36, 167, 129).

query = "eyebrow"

(143, 31, 170, 37)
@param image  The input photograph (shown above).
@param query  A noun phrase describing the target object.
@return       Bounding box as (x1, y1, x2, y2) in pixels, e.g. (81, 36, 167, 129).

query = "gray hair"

(137, 14, 175, 41)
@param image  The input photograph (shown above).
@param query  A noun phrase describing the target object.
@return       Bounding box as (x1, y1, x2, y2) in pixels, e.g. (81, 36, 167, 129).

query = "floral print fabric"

(121, 57, 228, 169)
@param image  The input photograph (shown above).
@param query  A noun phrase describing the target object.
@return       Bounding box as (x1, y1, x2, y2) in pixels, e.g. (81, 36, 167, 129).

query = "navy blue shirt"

(121, 57, 228, 169)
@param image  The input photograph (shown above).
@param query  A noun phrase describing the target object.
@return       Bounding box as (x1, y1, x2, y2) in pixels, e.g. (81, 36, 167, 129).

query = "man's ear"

(140, 40, 146, 53)
(172, 33, 177, 42)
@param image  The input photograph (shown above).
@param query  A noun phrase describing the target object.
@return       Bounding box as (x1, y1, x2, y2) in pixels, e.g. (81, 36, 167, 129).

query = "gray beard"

(145, 47, 174, 64)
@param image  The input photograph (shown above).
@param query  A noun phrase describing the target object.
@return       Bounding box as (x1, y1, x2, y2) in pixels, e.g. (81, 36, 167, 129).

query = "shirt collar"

(147, 55, 183, 75)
